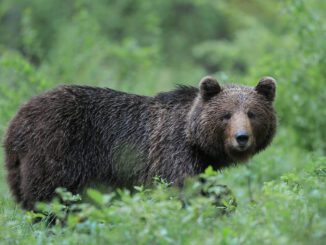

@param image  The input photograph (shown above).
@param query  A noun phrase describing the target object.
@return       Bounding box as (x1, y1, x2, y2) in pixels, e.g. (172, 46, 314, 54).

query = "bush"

(14, 158, 325, 244)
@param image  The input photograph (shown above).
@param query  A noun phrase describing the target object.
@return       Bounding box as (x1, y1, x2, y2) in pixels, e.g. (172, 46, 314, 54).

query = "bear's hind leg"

(19, 156, 58, 210)
(5, 154, 23, 204)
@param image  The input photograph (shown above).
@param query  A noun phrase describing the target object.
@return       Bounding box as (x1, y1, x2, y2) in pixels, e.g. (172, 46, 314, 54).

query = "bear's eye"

(221, 113, 232, 121)
(247, 111, 256, 119)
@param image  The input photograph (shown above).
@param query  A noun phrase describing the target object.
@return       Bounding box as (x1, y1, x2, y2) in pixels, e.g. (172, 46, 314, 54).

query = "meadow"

(0, 0, 325, 244)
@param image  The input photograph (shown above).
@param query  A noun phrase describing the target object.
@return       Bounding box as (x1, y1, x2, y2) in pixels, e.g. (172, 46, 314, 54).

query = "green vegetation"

(0, 0, 325, 244)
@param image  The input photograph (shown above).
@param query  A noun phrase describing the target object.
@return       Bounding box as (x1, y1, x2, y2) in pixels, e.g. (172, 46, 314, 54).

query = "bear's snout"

(225, 111, 255, 158)
(231, 131, 253, 152)
(235, 131, 249, 149)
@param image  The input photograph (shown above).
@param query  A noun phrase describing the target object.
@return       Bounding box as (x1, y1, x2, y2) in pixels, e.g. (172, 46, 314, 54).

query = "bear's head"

(187, 76, 277, 165)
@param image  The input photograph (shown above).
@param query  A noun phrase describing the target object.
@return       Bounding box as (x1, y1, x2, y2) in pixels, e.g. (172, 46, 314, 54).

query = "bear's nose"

(235, 132, 249, 147)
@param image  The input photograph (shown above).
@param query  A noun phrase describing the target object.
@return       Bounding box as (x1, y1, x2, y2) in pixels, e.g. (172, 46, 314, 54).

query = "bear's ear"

(199, 76, 221, 100)
(255, 77, 276, 102)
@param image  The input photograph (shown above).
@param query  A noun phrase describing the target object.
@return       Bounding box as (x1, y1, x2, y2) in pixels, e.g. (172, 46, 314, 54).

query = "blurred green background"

(0, 0, 325, 244)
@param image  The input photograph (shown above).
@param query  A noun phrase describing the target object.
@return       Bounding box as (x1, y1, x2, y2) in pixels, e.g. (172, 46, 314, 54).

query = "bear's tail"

(5, 153, 23, 204)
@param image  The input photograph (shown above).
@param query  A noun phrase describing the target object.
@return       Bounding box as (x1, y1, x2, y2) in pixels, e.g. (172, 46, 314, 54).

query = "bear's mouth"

(234, 144, 250, 152)
(225, 144, 255, 162)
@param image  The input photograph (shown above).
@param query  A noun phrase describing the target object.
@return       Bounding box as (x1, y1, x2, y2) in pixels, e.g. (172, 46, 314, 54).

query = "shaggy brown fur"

(4, 76, 277, 209)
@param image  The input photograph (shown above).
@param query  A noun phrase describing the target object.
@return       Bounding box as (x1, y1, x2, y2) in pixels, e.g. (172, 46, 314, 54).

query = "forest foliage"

(0, 0, 325, 244)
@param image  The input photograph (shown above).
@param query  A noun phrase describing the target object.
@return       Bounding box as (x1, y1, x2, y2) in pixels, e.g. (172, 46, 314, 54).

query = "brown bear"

(4, 76, 277, 209)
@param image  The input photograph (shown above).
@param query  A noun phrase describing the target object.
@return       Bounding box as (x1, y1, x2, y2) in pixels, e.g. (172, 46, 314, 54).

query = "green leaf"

(87, 189, 104, 205)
